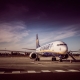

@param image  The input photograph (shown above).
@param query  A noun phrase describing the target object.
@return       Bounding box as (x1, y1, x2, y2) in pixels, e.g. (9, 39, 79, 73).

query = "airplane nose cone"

(61, 46, 68, 54)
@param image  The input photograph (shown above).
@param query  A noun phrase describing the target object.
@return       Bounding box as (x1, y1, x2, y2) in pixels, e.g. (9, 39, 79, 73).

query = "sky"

(0, 0, 80, 51)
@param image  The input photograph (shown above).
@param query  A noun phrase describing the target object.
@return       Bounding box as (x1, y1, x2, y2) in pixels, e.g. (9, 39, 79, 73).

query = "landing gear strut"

(35, 54, 40, 61)
(35, 57, 40, 61)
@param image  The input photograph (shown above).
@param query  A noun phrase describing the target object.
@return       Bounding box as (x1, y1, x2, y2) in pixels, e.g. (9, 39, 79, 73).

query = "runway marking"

(27, 70, 36, 73)
(12, 71, 20, 73)
(41, 70, 51, 72)
(0, 71, 4, 74)
(55, 70, 66, 72)
(68, 69, 79, 72)
(0, 69, 80, 74)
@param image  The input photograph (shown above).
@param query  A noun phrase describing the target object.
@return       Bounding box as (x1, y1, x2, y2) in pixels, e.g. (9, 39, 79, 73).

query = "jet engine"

(29, 52, 37, 59)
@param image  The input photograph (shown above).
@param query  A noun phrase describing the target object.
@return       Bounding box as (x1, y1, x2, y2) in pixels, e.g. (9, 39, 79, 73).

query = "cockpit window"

(57, 44, 67, 46)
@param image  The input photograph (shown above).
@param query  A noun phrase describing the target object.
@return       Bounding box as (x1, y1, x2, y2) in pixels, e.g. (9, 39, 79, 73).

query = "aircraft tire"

(52, 57, 56, 61)
(37, 58, 40, 61)
(59, 59, 62, 62)
(35, 58, 40, 61)
(35, 58, 37, 61)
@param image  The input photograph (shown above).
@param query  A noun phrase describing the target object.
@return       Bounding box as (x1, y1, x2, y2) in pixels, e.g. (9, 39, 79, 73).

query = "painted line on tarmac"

(68, 69, 79, 72)
(12, 71, 20, 73)
(0, 69, 80, 74)
(0, 71, 4, 74)
(55, 70, 66, 72)
(41, 70, 51, 72)
(27, 70, 36, 73)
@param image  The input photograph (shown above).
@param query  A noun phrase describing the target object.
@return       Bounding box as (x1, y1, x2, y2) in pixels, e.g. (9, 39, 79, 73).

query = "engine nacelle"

(29, 52, 37, 59)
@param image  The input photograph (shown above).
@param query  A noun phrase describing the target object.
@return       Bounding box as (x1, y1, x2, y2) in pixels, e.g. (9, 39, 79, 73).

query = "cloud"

(39, 25, 80, 44)
(0, 22, 29, 43)
(0, 23, 80, 50)
(52, 26, 78, 40)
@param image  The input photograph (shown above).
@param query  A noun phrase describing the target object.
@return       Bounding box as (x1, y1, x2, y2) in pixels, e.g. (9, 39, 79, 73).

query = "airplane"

(22, 34, 77, 62)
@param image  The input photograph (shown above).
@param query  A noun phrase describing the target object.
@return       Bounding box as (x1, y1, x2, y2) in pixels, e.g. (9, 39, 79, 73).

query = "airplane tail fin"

(36, 34, 40, 48)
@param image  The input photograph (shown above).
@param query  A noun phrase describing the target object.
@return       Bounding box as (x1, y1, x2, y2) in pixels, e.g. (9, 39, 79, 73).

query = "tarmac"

(0, 56, 80, 80)
(0, 56, 80, 73)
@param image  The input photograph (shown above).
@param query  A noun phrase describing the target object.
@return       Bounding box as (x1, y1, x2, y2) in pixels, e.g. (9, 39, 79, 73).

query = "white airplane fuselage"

(36, 41, 68, 55)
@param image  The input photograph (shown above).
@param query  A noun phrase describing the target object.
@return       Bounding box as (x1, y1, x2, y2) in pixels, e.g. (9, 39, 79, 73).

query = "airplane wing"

(22, 48, 36, 50)
(69, 50, 80, 52)
(0, 49, 31, 53)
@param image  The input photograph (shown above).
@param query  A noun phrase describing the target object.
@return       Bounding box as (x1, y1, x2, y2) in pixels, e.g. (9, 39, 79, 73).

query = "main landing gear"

(35, 57, 40, 61)
(52, 57, 56, 61)
(51, 56, 63, 62)
(35, 54, 40, 61)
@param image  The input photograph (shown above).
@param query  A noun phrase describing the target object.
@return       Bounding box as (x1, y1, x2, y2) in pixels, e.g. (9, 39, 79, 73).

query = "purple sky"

(0, 0, 80, 51)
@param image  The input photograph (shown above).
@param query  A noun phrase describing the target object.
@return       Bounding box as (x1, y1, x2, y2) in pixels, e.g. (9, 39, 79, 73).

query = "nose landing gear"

(59, 58, 62, 62)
